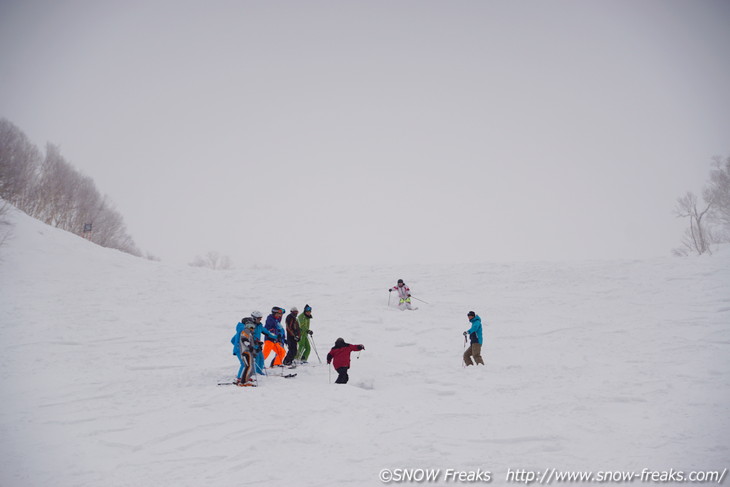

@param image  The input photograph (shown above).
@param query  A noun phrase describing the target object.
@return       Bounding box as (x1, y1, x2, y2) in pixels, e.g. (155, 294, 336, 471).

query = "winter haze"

(1, 1, 729, 266)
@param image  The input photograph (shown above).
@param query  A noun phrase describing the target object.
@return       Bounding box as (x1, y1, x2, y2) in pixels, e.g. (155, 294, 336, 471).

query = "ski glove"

(308, 330, 313, 336)
(388, 289, 392, 292)
(463, 331, 468, 336)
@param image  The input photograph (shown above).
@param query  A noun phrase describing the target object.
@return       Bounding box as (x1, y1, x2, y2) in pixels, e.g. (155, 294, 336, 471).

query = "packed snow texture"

(1, 205, 728, 486)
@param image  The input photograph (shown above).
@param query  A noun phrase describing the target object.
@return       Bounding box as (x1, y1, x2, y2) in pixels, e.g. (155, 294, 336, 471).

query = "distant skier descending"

(389, 279, 414, 310)
(463, 311, 485, 366)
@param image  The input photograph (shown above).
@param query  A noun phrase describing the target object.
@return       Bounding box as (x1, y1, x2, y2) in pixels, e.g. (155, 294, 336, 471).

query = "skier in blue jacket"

(232, 320, 258, 386)
(232, 311, 275, 376)
(263, 307, 288, 368)
(463, 311, 484, 366)
(250, 310, 277, 374)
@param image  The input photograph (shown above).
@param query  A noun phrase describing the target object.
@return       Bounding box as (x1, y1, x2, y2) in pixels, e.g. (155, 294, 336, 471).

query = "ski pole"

(328, 362, 331, 384)
(388, 291, 392, 307)
(462, 332, 468, 367)
(411, 295, 429, 305)
(310, 335, 322, 364)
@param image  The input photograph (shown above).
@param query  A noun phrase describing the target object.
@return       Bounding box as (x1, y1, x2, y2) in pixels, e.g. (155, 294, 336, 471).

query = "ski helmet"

(251, 310, 263, 319)
(290, 306, 299, 313)
(335, 337, 345, 347)
(397, 279, 404, 284)
(304, 304, 312, 312)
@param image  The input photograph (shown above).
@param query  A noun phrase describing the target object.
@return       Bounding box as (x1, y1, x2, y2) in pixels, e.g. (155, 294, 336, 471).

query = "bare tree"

(705, 156, 730, 238)
(0, 118, 41, 212)
(673, 192, 715, 256)
(30, 143, 78, 227)
(189, 251, 233, 270)
(220, 254, 233, 270)
(674, 155, 730, 256)
(0, 199, 12, 252)
(88, 197, 142, 256)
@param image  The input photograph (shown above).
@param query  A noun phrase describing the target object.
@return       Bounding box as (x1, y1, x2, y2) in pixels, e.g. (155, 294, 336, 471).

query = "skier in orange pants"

(263, 307, 287, 367)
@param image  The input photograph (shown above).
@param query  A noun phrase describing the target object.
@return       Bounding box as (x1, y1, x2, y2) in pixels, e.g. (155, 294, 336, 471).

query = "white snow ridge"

(1, 205, 728, 486)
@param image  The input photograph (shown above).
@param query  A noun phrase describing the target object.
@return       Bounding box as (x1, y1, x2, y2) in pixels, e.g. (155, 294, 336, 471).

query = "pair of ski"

(272, 364, 297, 377)
(218, 371, 297, 386)
(217, 376, 296, 386)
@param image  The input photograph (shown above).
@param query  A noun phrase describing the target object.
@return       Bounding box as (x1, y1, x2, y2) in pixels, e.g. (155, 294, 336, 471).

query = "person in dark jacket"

(463, 311, 484, 366)
(326, 338, 365, 384)
(283, 307, 301, 366)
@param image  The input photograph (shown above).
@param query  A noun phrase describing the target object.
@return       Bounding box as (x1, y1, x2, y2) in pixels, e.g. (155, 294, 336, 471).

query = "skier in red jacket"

(326, 338, 365, 384)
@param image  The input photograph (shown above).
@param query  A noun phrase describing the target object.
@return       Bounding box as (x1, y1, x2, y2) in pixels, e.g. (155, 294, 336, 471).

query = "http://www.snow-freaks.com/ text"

(378, 467, 728, 484)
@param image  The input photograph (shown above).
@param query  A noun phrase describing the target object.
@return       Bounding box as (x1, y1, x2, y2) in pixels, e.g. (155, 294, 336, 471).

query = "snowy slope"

(1, 205, 728, 487)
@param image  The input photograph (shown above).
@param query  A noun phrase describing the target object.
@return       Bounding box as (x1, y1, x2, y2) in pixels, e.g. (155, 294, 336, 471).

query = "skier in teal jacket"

(463, 311, 484, 366)
(232, 311, 275, 376)
(232, 321, 257, 386)
(251, 311, 277, 374)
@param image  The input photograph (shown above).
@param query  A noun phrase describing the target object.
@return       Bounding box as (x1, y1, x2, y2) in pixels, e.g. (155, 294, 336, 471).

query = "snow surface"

(1, 205, 728, 486)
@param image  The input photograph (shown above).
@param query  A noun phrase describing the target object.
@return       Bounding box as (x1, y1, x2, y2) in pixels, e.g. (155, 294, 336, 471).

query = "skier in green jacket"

(296, 304, 315, 363)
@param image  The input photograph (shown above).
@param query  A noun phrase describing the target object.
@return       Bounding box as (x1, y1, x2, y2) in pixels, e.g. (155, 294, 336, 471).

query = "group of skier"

(229, 279, 484, 388)
(231, 305, 314, 387)
(230, 304, 366, 387)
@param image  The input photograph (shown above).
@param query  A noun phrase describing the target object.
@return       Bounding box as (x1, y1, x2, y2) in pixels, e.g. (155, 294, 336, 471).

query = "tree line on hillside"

(0, 118, 141, 256)
(0, 198, 11, 250)
(674, 156, 730, 256)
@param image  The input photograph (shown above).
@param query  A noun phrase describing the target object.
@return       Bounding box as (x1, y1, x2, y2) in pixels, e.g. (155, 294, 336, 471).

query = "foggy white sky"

(1, 0, 729, 267)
